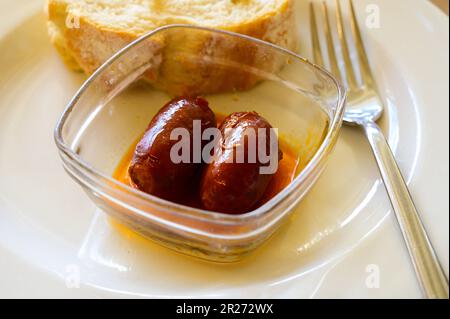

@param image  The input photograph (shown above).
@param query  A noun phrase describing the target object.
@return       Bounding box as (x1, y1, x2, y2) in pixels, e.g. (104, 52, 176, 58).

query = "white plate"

(0, 0, 448, 298)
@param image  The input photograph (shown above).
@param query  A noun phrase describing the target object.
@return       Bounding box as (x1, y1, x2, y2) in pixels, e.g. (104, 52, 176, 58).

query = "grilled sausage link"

(129, 97, 216, 202)
(200, 112, 282, 214)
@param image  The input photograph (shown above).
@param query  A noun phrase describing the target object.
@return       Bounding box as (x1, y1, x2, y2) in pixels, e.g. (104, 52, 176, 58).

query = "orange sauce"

(113, 114, 301, 212)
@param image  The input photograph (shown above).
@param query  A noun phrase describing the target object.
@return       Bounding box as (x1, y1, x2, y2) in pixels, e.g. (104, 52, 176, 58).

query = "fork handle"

(363, 121, 449, 299)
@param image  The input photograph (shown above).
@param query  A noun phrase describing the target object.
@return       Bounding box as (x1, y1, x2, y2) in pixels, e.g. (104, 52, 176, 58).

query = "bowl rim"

(54, 24, 346, 224)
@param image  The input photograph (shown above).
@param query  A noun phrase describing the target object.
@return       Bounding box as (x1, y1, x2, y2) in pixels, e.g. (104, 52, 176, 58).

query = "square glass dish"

(55, 25, 345, 262)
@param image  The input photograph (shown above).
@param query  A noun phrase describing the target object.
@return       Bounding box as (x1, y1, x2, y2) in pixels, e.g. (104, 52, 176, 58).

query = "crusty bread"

(47, 0, 298, 95)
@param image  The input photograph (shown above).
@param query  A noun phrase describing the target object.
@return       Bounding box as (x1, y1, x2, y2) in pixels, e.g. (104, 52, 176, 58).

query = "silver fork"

(310, 0, 449, 298)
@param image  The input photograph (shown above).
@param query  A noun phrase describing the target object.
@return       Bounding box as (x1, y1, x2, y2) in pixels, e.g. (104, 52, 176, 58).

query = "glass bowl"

(54, 25, 345, 263)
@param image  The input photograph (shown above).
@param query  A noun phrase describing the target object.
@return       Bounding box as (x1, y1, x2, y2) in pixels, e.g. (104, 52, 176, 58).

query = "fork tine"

(310, 2, 324, 66)
(335, 0, 358, 90)
(322, 1, 342, 82)
(349, 0, 375, 87)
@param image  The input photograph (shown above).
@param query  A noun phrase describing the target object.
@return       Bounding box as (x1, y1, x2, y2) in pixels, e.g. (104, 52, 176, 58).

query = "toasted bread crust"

(47, 0, 298, 95)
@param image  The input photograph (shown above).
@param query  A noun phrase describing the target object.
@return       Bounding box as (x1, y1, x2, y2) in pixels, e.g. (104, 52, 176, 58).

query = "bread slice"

(47, 0, 298, 95)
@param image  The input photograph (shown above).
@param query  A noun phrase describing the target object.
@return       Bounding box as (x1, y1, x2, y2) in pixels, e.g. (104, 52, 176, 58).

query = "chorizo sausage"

(129, 97, 216, 202)
(200, 112, 282, 214)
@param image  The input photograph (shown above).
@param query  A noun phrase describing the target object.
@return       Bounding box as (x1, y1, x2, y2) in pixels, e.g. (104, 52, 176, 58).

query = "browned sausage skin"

(200, 112, 282, 214)
(129, 97, 216, 202)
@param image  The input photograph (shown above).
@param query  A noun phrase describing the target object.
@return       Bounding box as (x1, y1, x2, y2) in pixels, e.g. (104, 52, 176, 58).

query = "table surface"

(431, 0, 449, 14)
